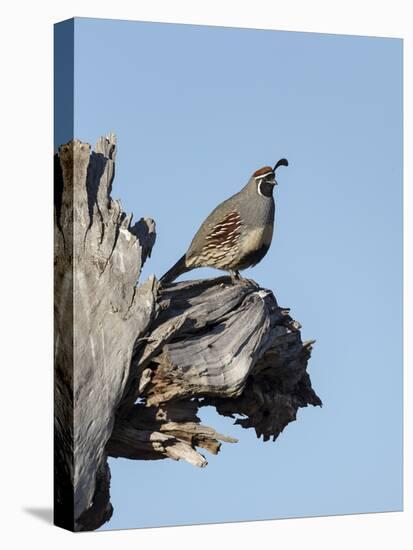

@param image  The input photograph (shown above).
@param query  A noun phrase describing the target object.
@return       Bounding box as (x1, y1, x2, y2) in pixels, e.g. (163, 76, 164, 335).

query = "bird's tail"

(160, 254, 191, 285)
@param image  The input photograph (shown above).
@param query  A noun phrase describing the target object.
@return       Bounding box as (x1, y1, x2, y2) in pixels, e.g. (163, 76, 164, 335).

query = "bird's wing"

(187, 209, 243, 266)
(203, 210, 242, 248)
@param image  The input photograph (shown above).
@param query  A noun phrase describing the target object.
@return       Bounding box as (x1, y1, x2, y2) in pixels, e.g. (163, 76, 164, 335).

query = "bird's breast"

(240, 223, 274, 255)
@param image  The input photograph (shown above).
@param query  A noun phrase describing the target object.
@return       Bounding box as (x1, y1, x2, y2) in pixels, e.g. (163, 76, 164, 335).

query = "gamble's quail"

(160, 158, 289, 284)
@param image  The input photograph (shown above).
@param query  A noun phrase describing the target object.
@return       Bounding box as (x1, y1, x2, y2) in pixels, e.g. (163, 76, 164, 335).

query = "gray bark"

(54, 135, 321, 532)
(54, 135, 157, 530)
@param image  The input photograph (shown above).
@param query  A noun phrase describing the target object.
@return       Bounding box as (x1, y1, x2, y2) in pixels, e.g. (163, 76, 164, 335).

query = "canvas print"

(54, 18, 403, 532)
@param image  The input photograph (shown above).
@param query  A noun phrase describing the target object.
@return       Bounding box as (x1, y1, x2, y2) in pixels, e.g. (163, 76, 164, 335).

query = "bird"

(160, 158, 289, 285)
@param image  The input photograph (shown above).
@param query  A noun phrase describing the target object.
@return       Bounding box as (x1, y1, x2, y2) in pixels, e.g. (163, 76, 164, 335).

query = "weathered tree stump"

(54, 134, 321, 532)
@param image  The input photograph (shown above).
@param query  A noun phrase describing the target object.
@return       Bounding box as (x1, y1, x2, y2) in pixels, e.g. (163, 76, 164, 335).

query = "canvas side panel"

(54, 18, 75, 532)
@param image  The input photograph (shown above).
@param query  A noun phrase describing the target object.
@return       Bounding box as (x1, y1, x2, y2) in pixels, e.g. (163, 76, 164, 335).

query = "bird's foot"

(229, 271, 251, 286)
(229, 270, 259, 288)
(229, 270, 241, 284)
(241, 277, 260, 289)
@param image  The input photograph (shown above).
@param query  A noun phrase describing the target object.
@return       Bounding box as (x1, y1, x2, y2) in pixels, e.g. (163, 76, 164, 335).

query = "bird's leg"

(229, 269, 258, 288)
(236, 270, 247, 282)
(229, 270, 247, 284)
(229, 270, 241, 284)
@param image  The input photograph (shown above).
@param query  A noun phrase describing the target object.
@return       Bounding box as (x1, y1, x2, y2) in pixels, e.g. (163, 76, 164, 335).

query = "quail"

(160, 158, 289, 284)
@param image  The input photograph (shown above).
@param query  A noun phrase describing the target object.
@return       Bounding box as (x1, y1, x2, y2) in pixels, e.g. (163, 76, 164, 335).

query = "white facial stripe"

(254, 171, 273, 180)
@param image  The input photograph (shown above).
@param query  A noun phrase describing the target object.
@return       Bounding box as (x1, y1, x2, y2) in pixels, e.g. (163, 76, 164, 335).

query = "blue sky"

(66, 18, 402, 529)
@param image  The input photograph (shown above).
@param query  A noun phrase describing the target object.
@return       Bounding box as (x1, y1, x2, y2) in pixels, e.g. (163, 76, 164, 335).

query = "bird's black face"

(256, 172, 276, 198)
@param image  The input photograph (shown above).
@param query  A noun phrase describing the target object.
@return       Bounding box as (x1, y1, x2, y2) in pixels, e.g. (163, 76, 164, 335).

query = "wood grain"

(54, 135, 321, 532)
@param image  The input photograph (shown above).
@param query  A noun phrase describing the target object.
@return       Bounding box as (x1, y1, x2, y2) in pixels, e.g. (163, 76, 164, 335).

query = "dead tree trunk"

(54, 134, 321, 532)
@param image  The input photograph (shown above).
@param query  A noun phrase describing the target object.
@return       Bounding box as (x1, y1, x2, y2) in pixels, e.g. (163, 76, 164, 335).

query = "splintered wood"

(55, 135, 320, 532)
